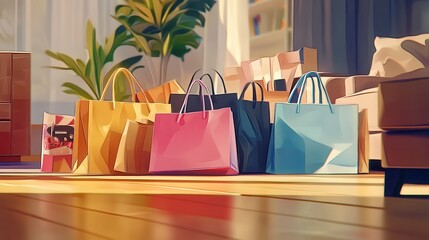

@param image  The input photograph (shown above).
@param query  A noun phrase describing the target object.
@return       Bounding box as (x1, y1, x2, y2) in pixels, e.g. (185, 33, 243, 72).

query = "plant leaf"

(102, 55, 143, 87)
(45, 50, 98, 98)
(86, 21, 101, 97)
(114, 16, 153, 55)
(163, 33, 171, 56)
(185, 10, 206, 27)
(113, 0, 215, 72)
(62, 82, 95, 100)
(183, 0, 216, 12)
(152, 0, 163, 26)
(170, 30, 201, 60)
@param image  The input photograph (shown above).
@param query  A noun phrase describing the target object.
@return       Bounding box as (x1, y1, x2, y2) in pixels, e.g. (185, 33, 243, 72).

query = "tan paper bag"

(114, 119, 153, 174)
(359, 109, 370, 173)
(223, 66, 247, 94)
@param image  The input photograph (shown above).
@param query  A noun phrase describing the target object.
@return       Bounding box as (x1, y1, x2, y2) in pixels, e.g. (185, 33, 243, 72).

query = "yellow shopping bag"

(72, 68, 171, 175)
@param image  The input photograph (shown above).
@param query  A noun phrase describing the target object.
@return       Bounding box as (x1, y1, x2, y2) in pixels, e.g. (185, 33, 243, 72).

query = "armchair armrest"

(291, 68, 429, 103)
(346, 68, 429, 96)
(325, 74, 392, 103)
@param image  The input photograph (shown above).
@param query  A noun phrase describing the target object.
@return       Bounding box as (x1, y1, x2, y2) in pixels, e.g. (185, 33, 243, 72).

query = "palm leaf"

(103, 55, 143, 87)
(114, 15, 153, 55)
(86, 21, 102, 97)
(46, 20, 144, 100)
(62, 82, 95, 100)
(113, 0, 216, 83)
(45, 50, 98, 98)
(170, 30, 201, 60)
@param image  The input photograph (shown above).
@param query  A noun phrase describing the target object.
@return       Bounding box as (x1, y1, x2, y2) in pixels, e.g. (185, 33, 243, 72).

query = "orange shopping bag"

(136, 80, 185, 104)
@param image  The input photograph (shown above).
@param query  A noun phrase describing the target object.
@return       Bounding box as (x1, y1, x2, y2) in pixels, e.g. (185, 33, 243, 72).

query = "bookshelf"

(248, 0, 293, 59)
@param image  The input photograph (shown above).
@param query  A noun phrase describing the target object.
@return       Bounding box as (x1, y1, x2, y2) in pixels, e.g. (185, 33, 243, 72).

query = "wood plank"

(0, 194, 418, 240)
(0, 206, 106, 240)
(0, 194, 231, 240)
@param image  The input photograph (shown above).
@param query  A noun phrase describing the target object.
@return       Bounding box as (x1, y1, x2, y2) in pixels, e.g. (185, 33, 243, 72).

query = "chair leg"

(384, 168, 404, 197)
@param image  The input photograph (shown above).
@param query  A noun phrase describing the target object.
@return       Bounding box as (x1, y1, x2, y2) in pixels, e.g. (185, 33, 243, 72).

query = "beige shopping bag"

(359, 109, 370, 173)
(114, 119, 153, 174)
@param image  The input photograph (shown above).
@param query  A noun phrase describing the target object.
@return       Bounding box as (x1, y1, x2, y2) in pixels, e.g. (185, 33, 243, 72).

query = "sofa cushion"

(369, 33, 429, 78)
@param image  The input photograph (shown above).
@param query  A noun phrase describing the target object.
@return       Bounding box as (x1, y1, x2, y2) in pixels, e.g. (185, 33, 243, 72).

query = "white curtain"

(203, 0, 250, 92)
(0, 0, 249, 123)
(0, 0, 15, 50)
(14, 0, 118, 123)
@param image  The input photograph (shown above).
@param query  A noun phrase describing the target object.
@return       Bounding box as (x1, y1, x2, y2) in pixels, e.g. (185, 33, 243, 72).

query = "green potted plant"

(114, 0, 216, 85)
(46, 20, 144, 100)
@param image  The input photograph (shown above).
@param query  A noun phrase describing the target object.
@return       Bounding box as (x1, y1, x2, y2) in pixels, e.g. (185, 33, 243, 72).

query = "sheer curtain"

(203, 0, 249, 91)
(2, 0, 249, 123)
(14, 0, 118, 123)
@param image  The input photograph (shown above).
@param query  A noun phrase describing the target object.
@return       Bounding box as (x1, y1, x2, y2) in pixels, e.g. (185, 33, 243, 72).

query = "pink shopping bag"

(149, 79, 239, 175)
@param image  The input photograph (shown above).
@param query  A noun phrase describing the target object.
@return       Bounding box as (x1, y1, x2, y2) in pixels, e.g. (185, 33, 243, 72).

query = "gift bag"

(41, 113, 75, 172)
(169, 69, 238, 131)
(149, 79, 238, 175)
(267, 71, 359, 174)
(136, 80, 185, 104)
(72, 68, 171, 175)
(237, 82, 271, 173)
(114, 119, 153, 174)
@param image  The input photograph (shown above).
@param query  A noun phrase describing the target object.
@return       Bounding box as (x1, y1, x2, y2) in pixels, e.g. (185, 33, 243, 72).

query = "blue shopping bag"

(237, 82, 271, 173)
(266, 71, 358, 174)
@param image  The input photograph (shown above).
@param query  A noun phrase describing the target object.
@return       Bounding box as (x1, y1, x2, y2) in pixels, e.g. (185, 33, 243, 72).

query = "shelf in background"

(250, 28, 293, 59)
(249, 0, 285, 18)
(248, 0, 293, 59)
(250, 28, 289, 47)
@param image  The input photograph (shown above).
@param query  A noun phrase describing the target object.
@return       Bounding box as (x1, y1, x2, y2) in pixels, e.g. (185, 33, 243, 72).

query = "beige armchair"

(324, 33, 429, 160)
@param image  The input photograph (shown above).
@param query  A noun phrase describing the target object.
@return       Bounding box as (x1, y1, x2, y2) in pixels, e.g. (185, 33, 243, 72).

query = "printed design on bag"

(43, 115, 75, 155)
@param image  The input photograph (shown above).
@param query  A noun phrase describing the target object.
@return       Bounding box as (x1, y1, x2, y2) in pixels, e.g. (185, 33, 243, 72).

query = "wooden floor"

(0, 174, 428, 239)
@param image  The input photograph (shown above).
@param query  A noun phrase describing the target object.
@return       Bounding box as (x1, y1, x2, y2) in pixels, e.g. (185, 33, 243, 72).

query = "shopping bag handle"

(289, 74, 323, 104)
(288, 71, 334, 114)
(190, 69, 228, 94)
(177, 79, 214, 122)
(289, 72, 323, 104)
(239, 82, 264, 102)
(100, 68, 149, 108)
